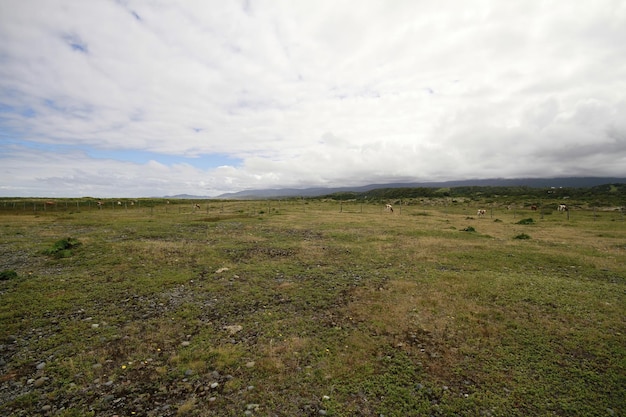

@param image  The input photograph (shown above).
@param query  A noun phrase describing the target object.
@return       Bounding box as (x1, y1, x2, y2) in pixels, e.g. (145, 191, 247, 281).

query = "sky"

(1, 0, 625, 197)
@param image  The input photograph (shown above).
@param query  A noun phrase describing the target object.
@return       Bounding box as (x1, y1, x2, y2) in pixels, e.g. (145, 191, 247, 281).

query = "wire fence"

(0, 198, 624, 221)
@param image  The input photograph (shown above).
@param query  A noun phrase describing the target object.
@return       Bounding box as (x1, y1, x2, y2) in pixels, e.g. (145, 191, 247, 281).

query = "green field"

(1, 198, 624, 416)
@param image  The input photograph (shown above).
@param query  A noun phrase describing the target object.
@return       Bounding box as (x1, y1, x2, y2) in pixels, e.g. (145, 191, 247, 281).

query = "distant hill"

(162, 194, 211, 199)
(214, 177, 626, 199)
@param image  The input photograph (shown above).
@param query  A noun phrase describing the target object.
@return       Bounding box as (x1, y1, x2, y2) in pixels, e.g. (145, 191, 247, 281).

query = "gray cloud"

(1, 0, 625, 197)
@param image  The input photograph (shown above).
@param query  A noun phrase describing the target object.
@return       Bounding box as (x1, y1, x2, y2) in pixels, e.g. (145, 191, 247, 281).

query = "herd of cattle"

(473, 204, 568, 217)
(382, 204, 570, 216)
(41, 200, 573, 213)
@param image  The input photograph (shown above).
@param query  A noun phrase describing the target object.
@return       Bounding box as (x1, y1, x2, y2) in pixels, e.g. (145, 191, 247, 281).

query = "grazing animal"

(530, 205, 537, 211)
(385, 204, 393, 213)
(117, 201, 122, 206)
(194, 204, 201, 210)
(477, 209, 486, 217)
(45, 201, 56, 206)
(558, 204, 568, 212)
(97, 201, 104, 208)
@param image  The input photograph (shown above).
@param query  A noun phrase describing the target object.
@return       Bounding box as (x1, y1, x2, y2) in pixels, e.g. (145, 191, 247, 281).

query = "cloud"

(1, 0, 625, 197)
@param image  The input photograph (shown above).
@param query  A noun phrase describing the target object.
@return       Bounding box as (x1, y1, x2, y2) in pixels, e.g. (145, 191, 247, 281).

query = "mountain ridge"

(209, 177, 626, 199)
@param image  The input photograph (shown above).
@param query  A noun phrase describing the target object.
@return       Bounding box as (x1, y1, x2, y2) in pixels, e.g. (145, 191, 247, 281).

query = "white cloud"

(1, 0, 625, 197)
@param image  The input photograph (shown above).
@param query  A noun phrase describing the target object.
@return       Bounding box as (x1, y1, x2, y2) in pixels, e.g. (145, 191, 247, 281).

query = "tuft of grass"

(462, 226, 476, 232)
(516, 218, 534, 225)
(514, 233, 531, 239)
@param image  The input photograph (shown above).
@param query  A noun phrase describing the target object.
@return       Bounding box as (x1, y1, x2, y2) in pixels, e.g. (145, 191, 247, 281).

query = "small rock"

(322, 395, 330, 400)
(41, 405, 52, 412)
(181, 341, 191, 347)
(224, 325, 243, 335)
(215, 267, 229, 273)
(91, 323, 99, 329)
(245, 361, 255, 368)
(319, 410, 327, 416)
(210, 382, 219, 389)
(208, 397, 217, 402)
(184, 369, 194, 376)
(33, 377, 47, 387)
(36, 362, 46, 370)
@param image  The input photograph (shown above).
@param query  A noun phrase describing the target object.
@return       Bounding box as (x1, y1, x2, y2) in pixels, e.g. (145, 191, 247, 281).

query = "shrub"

(516, 218, 534, 225)
(514, 233, 531, 240)
(462, 226, 476, 232)
(43, 237, 82, 258)
(0, 270, 18, 280)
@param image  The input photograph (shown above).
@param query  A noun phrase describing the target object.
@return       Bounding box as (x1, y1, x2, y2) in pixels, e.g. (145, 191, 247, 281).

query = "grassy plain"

(0, 198, 624, 416)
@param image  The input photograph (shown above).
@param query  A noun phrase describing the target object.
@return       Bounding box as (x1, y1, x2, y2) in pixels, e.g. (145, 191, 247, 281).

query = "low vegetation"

(0, 192, 624, 416)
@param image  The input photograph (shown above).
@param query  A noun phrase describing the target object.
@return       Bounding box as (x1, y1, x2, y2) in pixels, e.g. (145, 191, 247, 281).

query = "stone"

(224, 325, 243, 335)
(33, 377, 47, 387)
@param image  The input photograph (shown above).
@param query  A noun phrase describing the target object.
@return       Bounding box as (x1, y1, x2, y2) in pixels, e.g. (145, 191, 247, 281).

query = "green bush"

(516, 218, 534, 225)
(43, 237, 82, 258)
(514, 233, 531, 239)
(462, 226, 476, 232)
(0, 270, 18, 280)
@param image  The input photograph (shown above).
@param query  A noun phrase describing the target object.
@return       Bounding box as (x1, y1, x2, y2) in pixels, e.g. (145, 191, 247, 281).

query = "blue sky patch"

(4, 140, 240, 169)
(62, 33, 88, 53)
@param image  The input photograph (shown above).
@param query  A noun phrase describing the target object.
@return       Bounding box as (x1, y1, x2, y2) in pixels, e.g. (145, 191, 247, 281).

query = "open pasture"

(1, 198, 624, 416)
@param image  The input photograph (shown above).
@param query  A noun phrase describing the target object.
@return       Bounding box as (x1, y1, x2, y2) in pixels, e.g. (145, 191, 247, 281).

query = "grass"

(0, 199, 624, 416)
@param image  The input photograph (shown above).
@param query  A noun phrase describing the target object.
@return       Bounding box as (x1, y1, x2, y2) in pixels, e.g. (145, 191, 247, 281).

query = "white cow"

(477, 209, 486, 217)
(558, 204, 568, 212)
(385, 204, 394, 213)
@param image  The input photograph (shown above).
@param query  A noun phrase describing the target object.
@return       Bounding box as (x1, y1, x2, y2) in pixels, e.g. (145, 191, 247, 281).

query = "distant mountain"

(214, 177, 626, 199)
(163, 194, 211, 199)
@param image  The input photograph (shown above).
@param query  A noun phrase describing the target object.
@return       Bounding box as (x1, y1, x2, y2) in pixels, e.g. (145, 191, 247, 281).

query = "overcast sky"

(1, 0, 625, 197)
